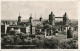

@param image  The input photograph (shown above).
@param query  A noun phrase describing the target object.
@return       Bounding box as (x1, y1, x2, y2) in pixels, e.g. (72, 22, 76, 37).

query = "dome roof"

(40, 17, 42, 19)
(63, 12, 68, 17)
(49, 12, 55, 16)
(18, 16, 21, 18)
(29, 17, 33, 19)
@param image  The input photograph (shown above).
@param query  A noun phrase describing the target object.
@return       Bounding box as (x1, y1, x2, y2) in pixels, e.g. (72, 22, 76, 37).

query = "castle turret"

(40, 16, 42, 21)
(63, 12, 68, 25)
(29, 14, 33, 23)
(18, 13, 21, 23)
(49, 12, 55, 25)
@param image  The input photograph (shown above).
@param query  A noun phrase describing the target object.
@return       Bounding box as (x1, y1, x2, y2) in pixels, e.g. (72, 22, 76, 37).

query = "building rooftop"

(9, 25, 30, 28)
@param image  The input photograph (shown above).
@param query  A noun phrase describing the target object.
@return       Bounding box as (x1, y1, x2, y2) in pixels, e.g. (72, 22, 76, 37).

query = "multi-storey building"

(1, 11, 70, 35)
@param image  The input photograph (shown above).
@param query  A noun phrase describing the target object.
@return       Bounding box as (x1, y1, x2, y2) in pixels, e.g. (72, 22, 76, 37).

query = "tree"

(43, 24, 52, 30)
(36, 24, 43, 29)
(59, 39, 78, 49)
(44, 38, 59, 49)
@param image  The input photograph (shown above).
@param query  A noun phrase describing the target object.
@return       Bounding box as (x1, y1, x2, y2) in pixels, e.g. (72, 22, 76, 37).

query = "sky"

(1, 1, 78, 20)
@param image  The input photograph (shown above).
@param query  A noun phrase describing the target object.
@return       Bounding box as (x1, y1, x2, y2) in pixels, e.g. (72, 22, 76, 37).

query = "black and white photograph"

(1, 1, 78, 49)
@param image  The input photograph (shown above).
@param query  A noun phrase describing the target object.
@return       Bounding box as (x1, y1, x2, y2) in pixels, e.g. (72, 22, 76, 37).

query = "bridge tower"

(49, 12, 55, 26)
(29, 14, 33, 23)
(63, 12, 68, 25)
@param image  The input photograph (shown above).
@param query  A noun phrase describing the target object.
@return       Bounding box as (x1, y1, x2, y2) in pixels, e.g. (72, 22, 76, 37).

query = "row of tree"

(1, 34, 78, 49)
